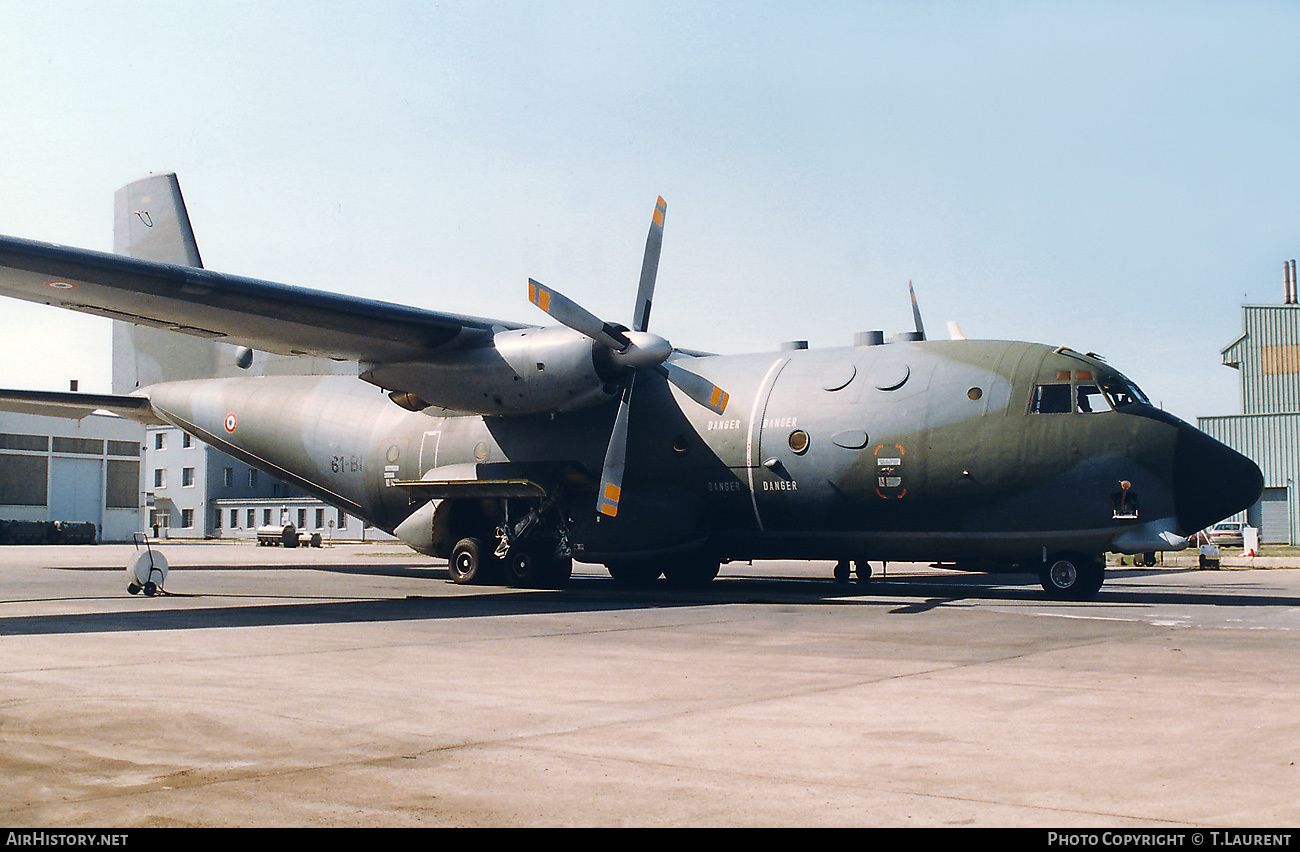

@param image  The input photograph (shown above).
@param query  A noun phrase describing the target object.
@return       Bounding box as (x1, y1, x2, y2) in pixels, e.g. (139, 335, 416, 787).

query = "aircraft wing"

(0, 234, 529, 363)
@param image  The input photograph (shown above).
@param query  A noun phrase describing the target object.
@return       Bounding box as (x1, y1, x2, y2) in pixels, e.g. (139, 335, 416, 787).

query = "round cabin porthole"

(788, 429, 810, 454)
(672, 434, 690, 453)
(968, 387, 983, 401)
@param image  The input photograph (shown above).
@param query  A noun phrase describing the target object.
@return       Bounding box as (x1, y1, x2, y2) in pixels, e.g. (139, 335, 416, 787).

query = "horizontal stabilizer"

(0, 388, 166, 424)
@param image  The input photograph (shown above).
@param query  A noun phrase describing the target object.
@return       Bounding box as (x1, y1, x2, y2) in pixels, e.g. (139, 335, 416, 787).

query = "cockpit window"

(1099, 375, 1149, 409)
(1075, 384, 1111, 413)
(1033, 382, 1114, 414)
(1032, 383, 1072, 414)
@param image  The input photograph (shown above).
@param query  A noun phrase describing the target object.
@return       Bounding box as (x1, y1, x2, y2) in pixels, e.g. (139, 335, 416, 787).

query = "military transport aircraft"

(0, 174, 1264, 599)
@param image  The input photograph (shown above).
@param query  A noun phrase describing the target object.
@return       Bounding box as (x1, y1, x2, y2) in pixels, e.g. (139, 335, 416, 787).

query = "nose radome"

(1173, 425, 1264, 537)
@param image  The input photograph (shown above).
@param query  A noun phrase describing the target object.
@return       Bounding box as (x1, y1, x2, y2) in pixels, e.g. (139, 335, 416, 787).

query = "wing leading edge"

(0, 234, 528, 366)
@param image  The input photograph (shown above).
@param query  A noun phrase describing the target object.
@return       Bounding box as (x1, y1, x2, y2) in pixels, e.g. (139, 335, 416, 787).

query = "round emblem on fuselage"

(225, 413, 237, 433)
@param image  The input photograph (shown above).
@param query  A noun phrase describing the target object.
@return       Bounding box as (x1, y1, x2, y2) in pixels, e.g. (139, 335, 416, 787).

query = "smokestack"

(1292, 260, 1298, 304)
(1286, 261, 1291, 304)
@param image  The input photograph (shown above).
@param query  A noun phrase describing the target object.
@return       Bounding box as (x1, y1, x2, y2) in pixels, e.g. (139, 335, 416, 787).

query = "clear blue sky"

(1, 1, 1298, 423)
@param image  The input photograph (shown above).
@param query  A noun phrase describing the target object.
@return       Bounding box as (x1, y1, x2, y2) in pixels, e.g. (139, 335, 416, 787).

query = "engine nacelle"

(360, 326, 621, 415)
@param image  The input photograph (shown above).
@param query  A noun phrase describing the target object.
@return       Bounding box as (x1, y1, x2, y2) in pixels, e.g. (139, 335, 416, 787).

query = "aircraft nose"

(1172, 424, 1264, 537)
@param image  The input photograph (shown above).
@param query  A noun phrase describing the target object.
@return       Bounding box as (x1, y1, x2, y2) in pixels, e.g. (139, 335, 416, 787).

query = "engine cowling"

(360, 326, 622, 415)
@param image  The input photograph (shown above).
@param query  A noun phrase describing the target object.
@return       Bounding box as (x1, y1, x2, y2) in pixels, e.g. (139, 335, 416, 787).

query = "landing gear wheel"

(1039, 552, 1105, 600)
(854, 560, 873, 582)
(505, 543, 572, 589)
(127, 583, 141, 595)
(833, 560, 851, 583)
(505, 547, 538, 586)
(449, 537, 496, 585)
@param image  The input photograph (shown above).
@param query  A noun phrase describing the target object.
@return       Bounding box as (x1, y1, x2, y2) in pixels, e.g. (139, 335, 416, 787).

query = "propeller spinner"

(528, 197, 729, 518)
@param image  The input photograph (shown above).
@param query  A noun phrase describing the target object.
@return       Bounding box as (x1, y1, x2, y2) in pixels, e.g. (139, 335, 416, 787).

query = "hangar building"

(0, 409, 143, 542)
(1198, 261, 1300, 544)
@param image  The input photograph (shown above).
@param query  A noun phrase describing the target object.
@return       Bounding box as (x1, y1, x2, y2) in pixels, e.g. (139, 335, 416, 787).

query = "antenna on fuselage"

(908, 281, 926, 340)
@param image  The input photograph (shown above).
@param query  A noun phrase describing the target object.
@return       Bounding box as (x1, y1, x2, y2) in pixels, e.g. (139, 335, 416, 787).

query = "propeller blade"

(528, 278, 631, 351)
(664, 362, 729, 415)
(633, 196, 666, 333)
(597, 379, 634, 518)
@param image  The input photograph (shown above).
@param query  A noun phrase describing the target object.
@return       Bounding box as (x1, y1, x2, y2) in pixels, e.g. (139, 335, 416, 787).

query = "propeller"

(528, 196, 729, 518)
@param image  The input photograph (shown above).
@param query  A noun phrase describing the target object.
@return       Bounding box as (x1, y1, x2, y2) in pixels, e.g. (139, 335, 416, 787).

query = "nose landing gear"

(1039, 551, 1104, 600)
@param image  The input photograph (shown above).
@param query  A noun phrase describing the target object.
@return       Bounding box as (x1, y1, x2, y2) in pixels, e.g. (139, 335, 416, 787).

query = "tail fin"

(113, 172, 203, 267)
(110, 173, 354, 390)
(111, 173, 225, 391)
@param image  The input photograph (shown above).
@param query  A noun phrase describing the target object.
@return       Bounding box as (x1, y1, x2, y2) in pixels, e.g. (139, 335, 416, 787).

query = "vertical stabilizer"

(112, 173, 223, 392)
(112, 173, 203, 267)
(110, 173, 355, 391)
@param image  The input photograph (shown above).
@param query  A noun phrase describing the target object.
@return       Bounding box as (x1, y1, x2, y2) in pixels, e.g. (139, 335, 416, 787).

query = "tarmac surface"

(1, 541, 1298, 828)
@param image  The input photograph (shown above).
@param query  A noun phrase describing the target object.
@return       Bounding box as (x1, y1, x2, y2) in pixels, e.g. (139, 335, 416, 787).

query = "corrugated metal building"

(1198, 261, 1300, 544)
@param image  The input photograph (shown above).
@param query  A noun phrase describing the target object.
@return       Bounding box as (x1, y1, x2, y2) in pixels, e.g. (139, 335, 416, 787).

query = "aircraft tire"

(449, 537, 496, 585)
(1039, 552, 1104, 600)
(502, 542, 572, 588)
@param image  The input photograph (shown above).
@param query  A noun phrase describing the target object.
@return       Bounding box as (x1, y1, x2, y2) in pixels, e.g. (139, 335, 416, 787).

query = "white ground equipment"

(126, 534, 168, 596)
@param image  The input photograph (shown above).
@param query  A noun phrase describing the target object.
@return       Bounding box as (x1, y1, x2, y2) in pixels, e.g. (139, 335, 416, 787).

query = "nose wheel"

(833, 560, 873, 583)
(1039, 552, 1104, 600)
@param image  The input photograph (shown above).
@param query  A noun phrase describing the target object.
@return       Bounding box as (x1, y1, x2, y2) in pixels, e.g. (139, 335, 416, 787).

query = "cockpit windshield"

(1030, 373, 1150, 415)
(1099, 375, 1150, 409)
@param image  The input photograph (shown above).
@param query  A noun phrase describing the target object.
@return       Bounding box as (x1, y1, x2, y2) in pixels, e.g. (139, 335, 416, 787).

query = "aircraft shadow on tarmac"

(3, 565, 1298, 636)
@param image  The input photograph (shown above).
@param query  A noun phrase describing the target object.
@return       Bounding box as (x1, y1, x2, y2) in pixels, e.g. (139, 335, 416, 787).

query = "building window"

(154, 432, 166, 450)
(263, 509, 272, 526)
(182, 433, 193, 448)
(247, 509, 255, 528)
(153, 468, 166, 488)
(181, 509, 194, 529)
(297, 508, 307, 529)
(223, 467, 233, 488)
(106, 460, 139, 509)
(231, 509, 240, 529)
(249, 469, 258, 487)
(315, 508, 325, 529)
(182, 467, 195, 487)
(0, 455, 47, 506)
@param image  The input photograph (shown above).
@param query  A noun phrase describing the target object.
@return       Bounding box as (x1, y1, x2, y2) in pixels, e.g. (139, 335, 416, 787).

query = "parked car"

(1206, 522, 1244, 548)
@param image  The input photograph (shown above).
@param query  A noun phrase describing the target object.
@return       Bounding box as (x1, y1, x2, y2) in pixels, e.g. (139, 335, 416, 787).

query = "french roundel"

(225, 413, 237, 433)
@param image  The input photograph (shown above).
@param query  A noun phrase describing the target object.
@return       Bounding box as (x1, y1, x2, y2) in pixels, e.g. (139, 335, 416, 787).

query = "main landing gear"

(448, 535, 573, 589)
